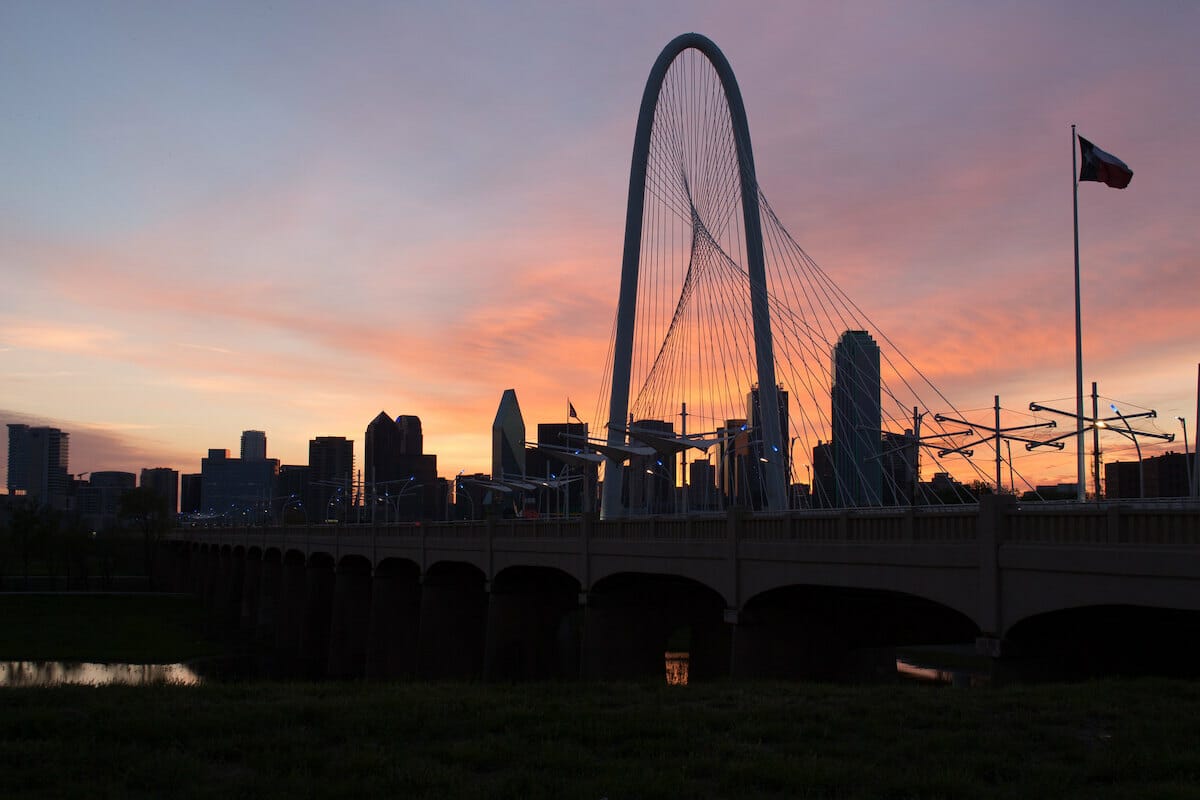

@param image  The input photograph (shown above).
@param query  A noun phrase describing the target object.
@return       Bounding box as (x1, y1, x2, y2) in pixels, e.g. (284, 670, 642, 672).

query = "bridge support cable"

(597, 34, 1052, 516)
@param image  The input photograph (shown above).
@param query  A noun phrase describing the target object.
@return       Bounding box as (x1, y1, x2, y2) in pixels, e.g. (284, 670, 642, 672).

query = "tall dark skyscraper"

(141, 467, 180, 514)
(832, 330, 882, 506)
(308, 436, 355, 521)
(745, 384, 790, 510)
(240, 430, 267, 461)
(365, 412, 438, 520)
(492, 389, 526, 480)
(6, 424, 70, 507)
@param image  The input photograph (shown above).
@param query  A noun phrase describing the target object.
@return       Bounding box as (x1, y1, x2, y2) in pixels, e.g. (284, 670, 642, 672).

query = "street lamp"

(1111, 404, 1143, 499)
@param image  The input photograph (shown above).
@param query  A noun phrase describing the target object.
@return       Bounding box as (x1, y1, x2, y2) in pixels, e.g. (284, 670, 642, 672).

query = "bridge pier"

(255, 551, 282, 647)
(239, 552, 263, 634)
(274, 551, 308, 674)
(327, 556, 372, 679)
(483, 577, 580, 681)
(365, 560, 422, 679)
(417, 564, 487, 679)
(300, 553, 336, 679)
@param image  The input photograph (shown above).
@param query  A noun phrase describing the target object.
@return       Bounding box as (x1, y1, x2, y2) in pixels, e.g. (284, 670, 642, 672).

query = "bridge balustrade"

(911, 511, 976, 543)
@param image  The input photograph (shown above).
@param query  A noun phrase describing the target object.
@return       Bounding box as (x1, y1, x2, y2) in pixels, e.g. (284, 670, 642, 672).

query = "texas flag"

(1078, 136, 1133, 189)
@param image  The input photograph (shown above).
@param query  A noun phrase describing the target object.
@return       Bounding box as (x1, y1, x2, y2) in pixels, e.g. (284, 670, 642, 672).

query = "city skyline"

(3, 2, 1199, 488)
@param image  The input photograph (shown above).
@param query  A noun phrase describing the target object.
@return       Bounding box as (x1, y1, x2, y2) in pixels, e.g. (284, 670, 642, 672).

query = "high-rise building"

(6, 424, 70, 507)
(364, 412, 438, 521)
(492, 389, 526, 480)
(140, 467, 180, 514)
(831, 330, 882, 507)
(744, 385, 790, 510)
(275, 465, 310, 521)
(308, 436, 355, 522)
(78, 471, 136, 525)
(240, 430, 267, 461)
(394, 415, 423, 455)
(625, 419, 676, 514)
(180, 473, 203, 514)
(200, 448, 278, 521)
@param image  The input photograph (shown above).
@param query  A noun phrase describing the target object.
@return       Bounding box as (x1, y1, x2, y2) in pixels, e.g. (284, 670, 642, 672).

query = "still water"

(0, 661, 201, 687)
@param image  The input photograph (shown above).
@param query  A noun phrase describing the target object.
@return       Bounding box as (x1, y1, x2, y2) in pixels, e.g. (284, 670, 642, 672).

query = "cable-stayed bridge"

(169, 35, 1200, 683)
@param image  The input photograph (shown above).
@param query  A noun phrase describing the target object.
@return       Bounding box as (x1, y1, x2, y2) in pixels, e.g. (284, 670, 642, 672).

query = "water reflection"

(895, 658, 989, 687)
(0, 661, 202, 687)
(665, 651, 689, 685)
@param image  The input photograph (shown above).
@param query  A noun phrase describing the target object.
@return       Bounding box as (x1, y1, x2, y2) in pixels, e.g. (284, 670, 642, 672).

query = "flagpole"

(1072, 123, 1086, 502)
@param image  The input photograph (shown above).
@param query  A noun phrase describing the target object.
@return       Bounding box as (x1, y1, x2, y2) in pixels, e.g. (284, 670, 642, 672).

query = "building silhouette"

(78, 471, 135, 528)
(140, 467, 179, 514)
(492, 389, 526, 481)
(6, 424, 71, 508)
(832, 330, 881, 507)
(180, 473, 202, 514)
(744, 385, 790, 510)
(1105, 452, 1191, 499)
(240, 430, 267, 461)
(200, 448, 278, 522)
(364, 412, 439, 521)
(308, 436, 354, 522)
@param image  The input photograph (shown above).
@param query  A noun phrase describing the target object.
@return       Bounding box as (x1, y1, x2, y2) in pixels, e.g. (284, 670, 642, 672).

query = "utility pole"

(936, 396, 1059, 494)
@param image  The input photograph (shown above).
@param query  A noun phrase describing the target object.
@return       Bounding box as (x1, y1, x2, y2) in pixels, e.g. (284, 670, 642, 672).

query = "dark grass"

(0, 594, 222, 662)
(2, 679, 1199, 799)
(2, 596, 1199, 798)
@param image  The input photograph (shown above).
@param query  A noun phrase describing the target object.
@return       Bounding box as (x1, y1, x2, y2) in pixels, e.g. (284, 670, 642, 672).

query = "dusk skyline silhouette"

(3, 2, 1198, 489)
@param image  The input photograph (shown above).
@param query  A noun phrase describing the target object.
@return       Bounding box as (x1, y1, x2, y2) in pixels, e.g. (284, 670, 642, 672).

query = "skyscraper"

(364, 412, 438, 521)
(831, 330, 882, 507)
(141, 467, 180, 514)
(240, 430, 267, 461)
(308, 436, 354, 521)
(492, 389, 526, 480)
(6, 424, 70, 507)
(745, 384, 790, 510)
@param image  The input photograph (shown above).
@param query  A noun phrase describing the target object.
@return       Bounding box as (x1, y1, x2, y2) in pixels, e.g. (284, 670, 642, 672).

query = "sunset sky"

(3, 1, 1198, 492)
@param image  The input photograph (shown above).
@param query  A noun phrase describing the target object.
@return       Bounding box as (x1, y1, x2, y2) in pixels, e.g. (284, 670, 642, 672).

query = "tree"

(119, 487, 170, 586)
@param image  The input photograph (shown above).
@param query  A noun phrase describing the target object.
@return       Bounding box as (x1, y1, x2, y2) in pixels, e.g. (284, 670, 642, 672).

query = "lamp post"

(1111, 404, 1143, 499)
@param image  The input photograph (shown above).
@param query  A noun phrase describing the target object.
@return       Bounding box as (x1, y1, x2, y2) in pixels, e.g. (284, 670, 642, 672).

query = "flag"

(568, 401, 579, 420)
(1078, 135, 1133, 189)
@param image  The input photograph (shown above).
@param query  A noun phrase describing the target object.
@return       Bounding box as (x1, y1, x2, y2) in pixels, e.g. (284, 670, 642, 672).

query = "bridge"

(162, 36, 1199, 682)
(163, 498, 1200, 680)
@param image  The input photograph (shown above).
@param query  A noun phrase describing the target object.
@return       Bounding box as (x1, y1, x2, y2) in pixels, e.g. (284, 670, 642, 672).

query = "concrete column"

(580, 595, 668, 679)
(365, 563, 421, 679)
(417, 566, 487, 679)
(299, 555, 336, 679)
(274, 553, 308, 674)
(240, 555, 263, 634)
(327, 557, 372, 679)
(256, 554, 282, 645)
(484, 588, 580, 681)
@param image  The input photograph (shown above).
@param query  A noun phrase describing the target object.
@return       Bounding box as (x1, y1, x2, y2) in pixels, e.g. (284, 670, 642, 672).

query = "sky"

(2, 0, 1198, 492)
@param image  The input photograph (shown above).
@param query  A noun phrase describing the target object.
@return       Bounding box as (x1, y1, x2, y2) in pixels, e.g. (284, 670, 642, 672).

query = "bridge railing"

(1006, 503, 1200, 545)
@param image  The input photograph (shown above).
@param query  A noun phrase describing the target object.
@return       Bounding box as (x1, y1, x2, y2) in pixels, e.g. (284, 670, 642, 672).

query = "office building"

(140, 467, 180, 514)
(364, 412, 438, 521)
(492, 389, 526, 480)
(240, 430, 267, 461)
(6, 424, 71, 508)
(832, 330, 882, 507)
(180, 473, 203, 514)
(200, 448, 278, 522)
(308, 436, 355, 522)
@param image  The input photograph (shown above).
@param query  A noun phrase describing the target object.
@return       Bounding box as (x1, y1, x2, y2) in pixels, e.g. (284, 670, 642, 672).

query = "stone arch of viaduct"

(163, 497, 1200, 681)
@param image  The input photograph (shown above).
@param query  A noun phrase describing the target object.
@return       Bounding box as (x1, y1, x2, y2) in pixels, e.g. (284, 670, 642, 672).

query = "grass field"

(1, 595, 1198, 798)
